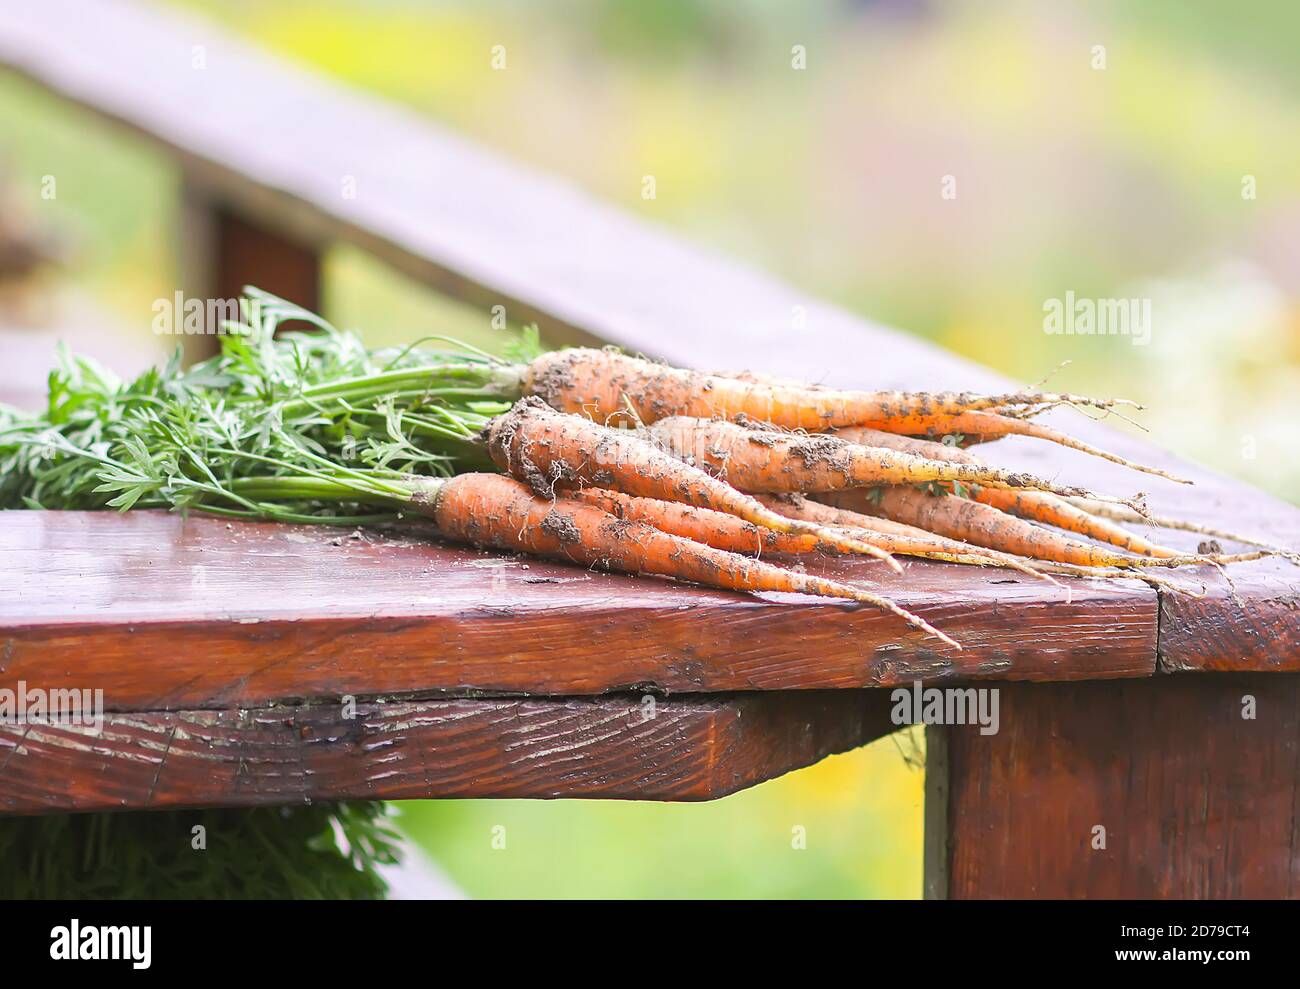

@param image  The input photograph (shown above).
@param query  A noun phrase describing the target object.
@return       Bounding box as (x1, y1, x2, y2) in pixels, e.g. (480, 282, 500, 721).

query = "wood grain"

(0, 510, 1155, 712)
(0, 689, 899, 813)
(931, 675, 1300, 898)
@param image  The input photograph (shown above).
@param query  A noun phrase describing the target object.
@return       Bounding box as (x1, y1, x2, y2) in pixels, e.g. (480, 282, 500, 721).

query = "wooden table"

(2, 0, 1299, 899)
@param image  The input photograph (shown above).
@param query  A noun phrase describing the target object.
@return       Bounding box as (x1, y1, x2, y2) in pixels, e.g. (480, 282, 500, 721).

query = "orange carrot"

(572, 487, 820, 555)
(574, 487, 1059, 586)
(405, 473, 957, 646)
(834, 426, 1180, 558)
(644, 415, 1123, 501)
(859, 410, 1191, 483)
(482, 398, 901, 569)
(821, 486, 1268, 569)
(523, 349, 1133, 430)
(971, 488, 1179, 559)
(755, 491, 1069, 584)
(834, 426, 976, 457)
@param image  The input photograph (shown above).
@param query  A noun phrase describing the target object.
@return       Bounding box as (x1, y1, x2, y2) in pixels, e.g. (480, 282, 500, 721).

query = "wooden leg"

(178, 181, 321, 363)
(925, 675, 1300, 898)
(213, 209, 320, 319)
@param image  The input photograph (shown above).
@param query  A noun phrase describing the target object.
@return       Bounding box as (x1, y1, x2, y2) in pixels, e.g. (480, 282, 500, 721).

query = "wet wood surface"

(0, 509, 1156, 712)
(0, 689, 898, 813)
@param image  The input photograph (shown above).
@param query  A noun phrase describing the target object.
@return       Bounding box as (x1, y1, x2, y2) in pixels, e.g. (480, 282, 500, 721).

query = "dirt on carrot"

(574, 487, 1058, 588)
(408, 472, 958, 646)
(522, 348, 1131, 430)
(834, 426, 1180, 558)
(645, 414, 1114, 500)
(821, 486, 1267, 570)
(752, 492, 1063, 587)
(481, 397, 902, 569)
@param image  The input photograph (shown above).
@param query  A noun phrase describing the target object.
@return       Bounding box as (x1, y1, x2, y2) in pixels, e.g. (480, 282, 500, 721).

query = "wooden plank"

(0, 510, 1155, 712)
(0, 689, 900, 813)
(933, 675, 1300, 898)
(1162, 583, 1300, 673)
(176, 182, 322, 362)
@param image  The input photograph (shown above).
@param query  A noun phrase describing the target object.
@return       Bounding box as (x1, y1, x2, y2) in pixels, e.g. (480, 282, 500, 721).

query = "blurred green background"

(1, 0, 1295, 897)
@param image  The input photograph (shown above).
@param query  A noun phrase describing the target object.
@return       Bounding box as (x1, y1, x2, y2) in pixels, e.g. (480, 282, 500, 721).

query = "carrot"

(970, 488, 1179, 559)
(644, 415, 1127, 501)
(482, 398, 902, 570)
(821, 486, 1270, 569)
(576, 487, 1061, 589)
(859, 410, 1191, 484)
(752, 492, 1063, 588)
(571, 487, 821, 555)
(523, 349, 1133, 430)
(833, 426, 978, 459)
(405, 472, 957, 647)
(834, 426, 1180, 558)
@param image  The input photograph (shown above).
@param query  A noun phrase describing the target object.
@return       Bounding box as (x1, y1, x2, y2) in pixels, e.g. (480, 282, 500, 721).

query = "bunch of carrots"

(1, 288, 1285, 650)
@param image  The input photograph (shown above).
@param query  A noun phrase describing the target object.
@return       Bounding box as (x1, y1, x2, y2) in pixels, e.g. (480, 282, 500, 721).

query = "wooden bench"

(2, 0, 1298, 898)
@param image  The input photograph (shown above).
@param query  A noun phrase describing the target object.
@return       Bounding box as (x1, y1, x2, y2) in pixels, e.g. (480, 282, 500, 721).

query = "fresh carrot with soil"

(833, 426, 1181, 558)
(969, 488, 1180, 558)
(245, 295, 1177, 492)
(759, 487, 1196, 593)
(752, 492, 1064, 587)
(820, 486, 1269, 569)
(644, 414, 1132, 503)
(412, 474, 956, 637)
(481, 397, 902, 569)
(572, 487, 819, 555)
(857, 409, 1191, 483)
(296, 343, 1131, 431)
(520, 348, 1136, 429)
(576, 486, 1061, 587)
